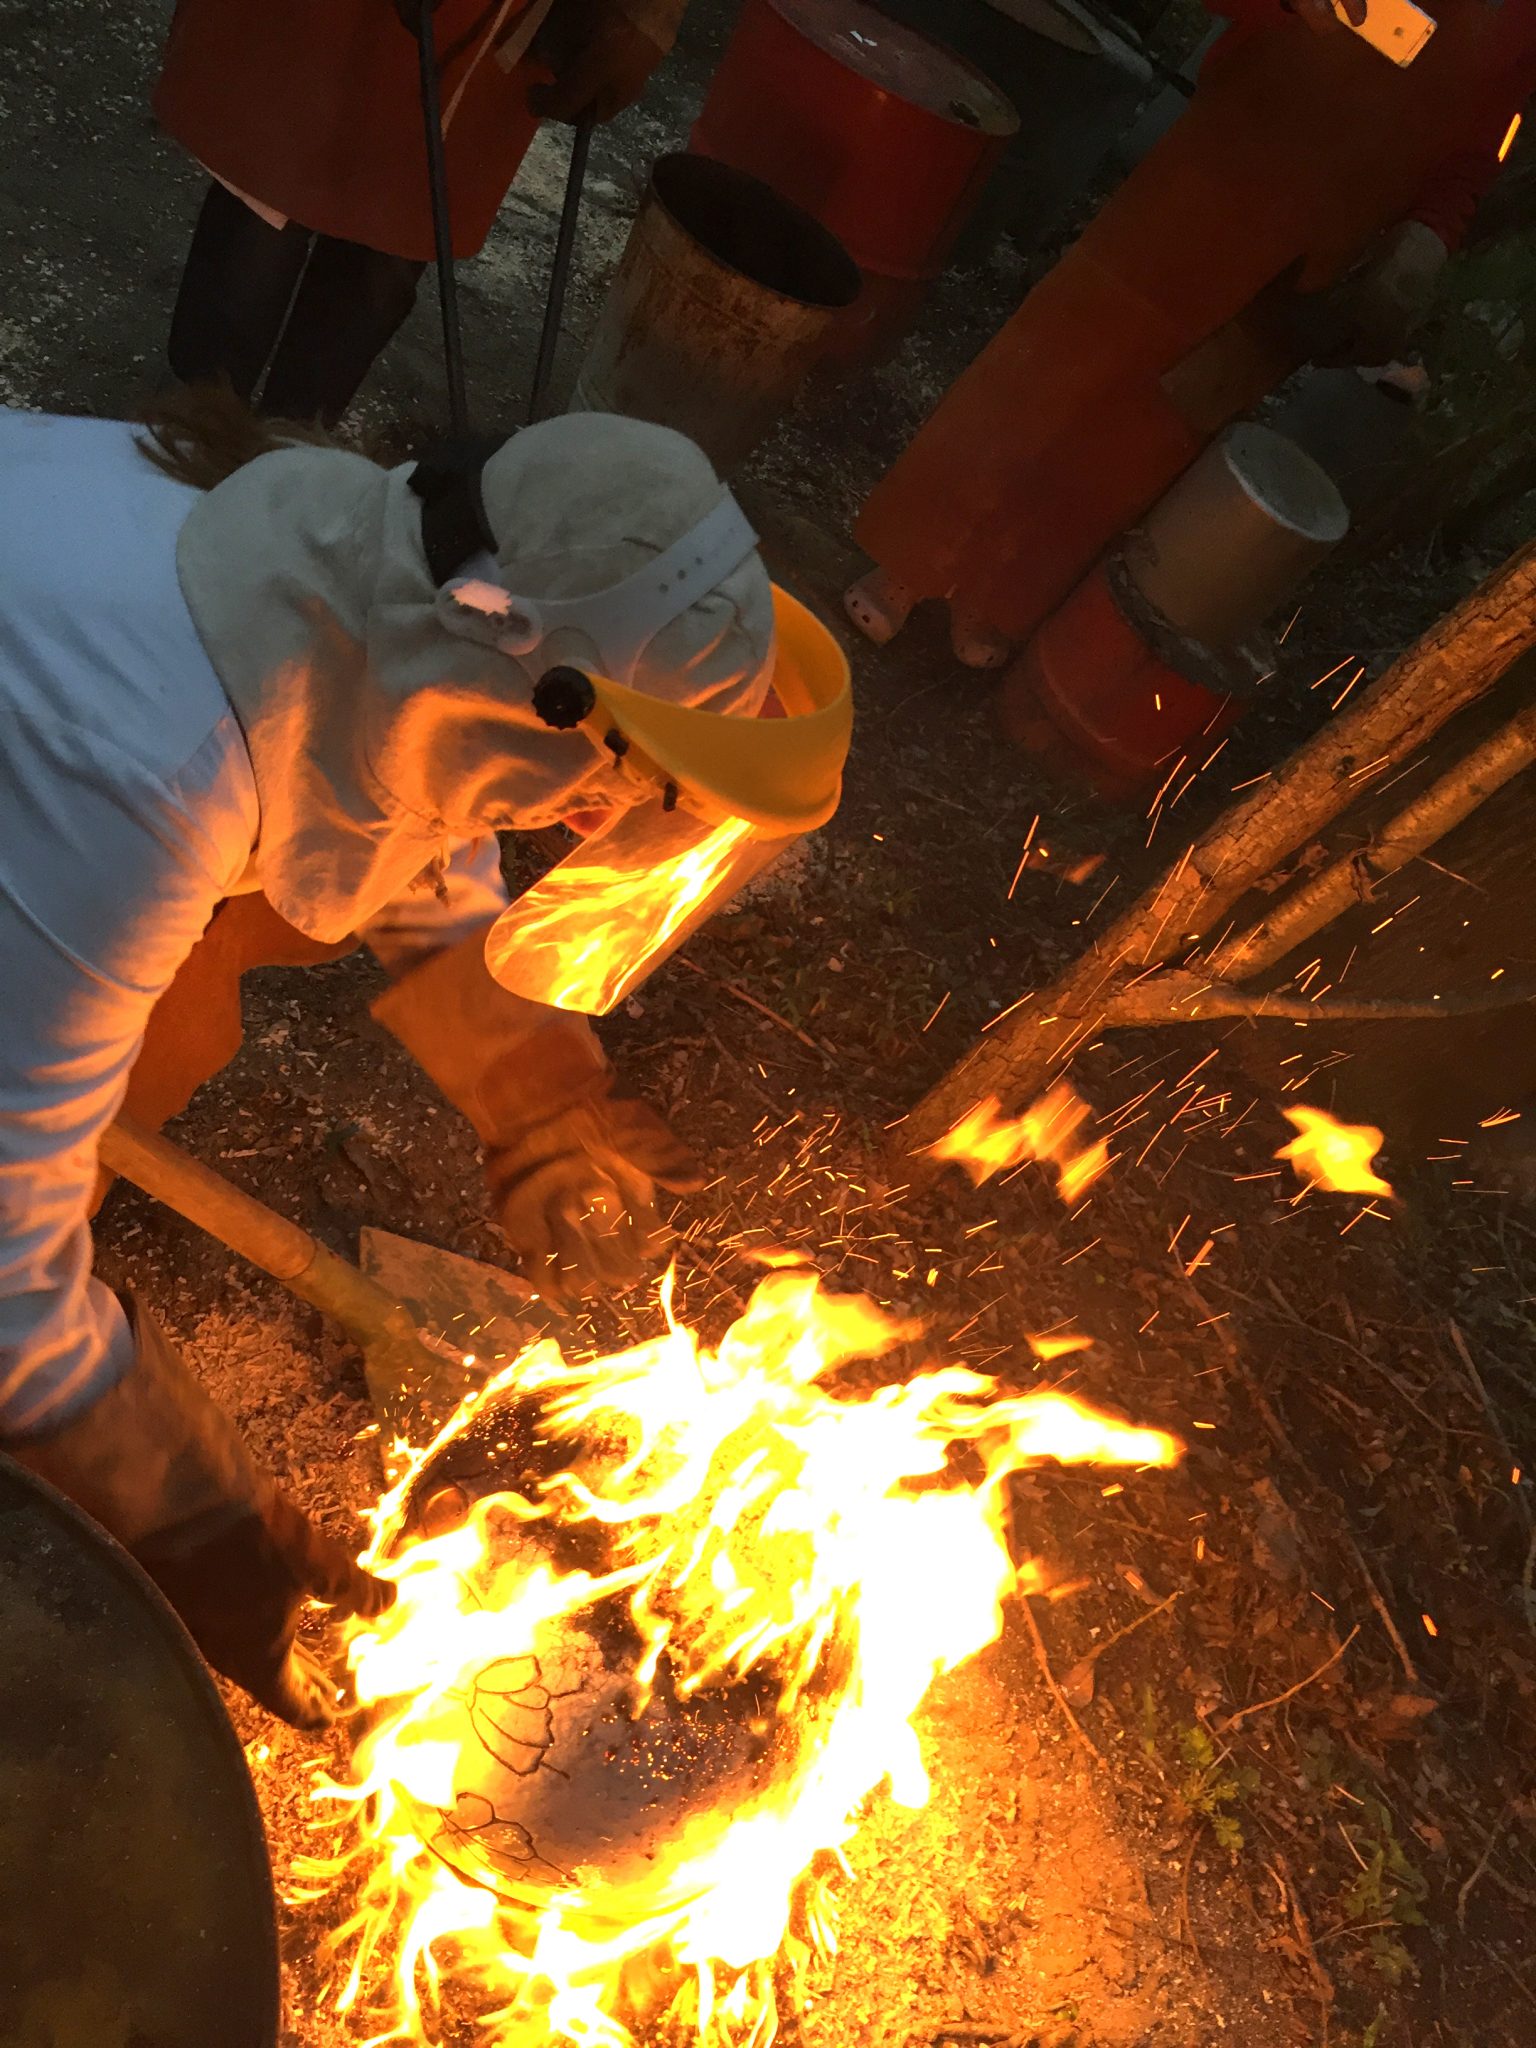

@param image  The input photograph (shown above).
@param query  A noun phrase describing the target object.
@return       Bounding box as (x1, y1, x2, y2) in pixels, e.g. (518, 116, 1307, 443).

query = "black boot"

(260, 234, 425, 425)
(168, 180, 313, 403)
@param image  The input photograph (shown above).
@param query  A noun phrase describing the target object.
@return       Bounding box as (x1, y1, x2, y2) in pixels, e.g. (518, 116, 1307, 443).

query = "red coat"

(154, 0, 683, 263)
(1205, 0, 1536, 249)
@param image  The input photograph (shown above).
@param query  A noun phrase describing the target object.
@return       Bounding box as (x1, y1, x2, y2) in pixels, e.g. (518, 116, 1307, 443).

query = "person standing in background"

(154, 0, 687, 424)
(845, 0, 1536, 672)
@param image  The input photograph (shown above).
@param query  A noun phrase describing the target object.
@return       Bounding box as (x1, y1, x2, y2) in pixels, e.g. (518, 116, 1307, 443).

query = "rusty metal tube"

(570, 153, 860, 473)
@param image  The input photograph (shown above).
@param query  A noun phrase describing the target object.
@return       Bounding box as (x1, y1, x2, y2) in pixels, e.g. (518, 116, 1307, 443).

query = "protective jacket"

(0, 406, 770, 1439)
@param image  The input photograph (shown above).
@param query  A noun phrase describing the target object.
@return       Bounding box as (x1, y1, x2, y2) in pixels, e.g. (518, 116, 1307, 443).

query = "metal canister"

(689, 0, 1016, 361)
(1122, 424, 1350, 652)
(570, 154, 860, 474)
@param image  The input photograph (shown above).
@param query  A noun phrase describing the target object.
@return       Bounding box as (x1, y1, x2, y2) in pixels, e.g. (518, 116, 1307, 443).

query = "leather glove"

(12, 1294, 392, 1728)
(479, 1022, 706, 1303)
(531, 0, 669, 124)
(372, 925, 706, 1306)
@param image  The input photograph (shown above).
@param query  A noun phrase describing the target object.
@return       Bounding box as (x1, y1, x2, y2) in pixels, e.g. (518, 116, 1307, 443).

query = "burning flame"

(1275, 1105, 1394, 1197)
(926, 1083, 1111, 1204)
(299, 1269, 1179, 2045)
(486, 812, 763, 1014)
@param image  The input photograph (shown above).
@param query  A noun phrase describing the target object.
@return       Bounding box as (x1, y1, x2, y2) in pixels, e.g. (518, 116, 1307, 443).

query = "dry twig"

(1448, 1320, 1534, 1547)
(1223, 1627, 1360, 1732)
(675, 956, 833, 1061)
(1457, 1802, 1512, 1928)
(1341, 1533, 1422, 1688)
(1020, 1595, 1103, 1766)
(1272, 1852, 1336, 2023)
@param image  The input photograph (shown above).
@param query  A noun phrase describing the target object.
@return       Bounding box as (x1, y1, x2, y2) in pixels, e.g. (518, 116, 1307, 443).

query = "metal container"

(689, 0, 1016, 360)
(0, 1455, 280, 2047)
(998, 554, 1251, 800)
(880, 0, 1154, 260)
(570, 153, 860, 473)
(1122, 424, 1350, 651)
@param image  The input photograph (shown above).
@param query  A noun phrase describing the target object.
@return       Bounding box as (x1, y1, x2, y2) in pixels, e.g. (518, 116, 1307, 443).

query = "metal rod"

(417, 0, 470, 437)
(527, 118, 593, 425)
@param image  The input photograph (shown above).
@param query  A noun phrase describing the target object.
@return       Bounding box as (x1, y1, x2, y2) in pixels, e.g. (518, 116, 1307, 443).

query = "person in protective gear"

(845, 0, 1536, 669)
(154, 0, 687, 424)
(0, 394, 851, 1724)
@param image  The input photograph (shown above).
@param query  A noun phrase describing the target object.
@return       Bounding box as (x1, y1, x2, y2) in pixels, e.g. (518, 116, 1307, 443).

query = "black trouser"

(168, 181, 425, 425)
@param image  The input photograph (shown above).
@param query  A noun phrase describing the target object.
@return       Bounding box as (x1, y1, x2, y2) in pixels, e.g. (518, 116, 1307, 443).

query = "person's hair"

(135, 381, 338, 492)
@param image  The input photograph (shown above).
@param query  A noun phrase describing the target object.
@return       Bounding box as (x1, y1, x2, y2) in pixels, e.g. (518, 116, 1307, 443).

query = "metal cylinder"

(1122, 424, 1349, 650)
(878, 0, 1154, 261)
(570, 154, 860, 474)
(998, 556, 1251, 800)
(689, 0, 1016, 361)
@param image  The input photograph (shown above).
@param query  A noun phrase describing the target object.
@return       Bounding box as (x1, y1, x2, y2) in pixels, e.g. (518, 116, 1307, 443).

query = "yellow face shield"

(483, 588, 852, 1013)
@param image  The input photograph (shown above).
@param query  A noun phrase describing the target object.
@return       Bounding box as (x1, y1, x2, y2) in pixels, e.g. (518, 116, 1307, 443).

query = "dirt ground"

(6, 4, 1536, 2046)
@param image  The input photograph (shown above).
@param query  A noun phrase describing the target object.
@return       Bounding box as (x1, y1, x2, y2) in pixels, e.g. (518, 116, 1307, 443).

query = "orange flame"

(1275, 1106, 1394, 1197)
(927, 1083, 1111, 1204)
(297, 1270, 1180, 2044)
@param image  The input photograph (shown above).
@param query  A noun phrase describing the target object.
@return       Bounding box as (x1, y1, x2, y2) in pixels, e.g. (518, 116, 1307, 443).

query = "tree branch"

(1207, 699, 1536, 985)
(902, 538, 1536, 1155)
(1103, 968, 1536, 1027)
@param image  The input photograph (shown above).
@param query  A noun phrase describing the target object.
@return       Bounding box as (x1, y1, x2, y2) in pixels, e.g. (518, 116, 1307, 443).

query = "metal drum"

(380, 1383, 837, 1911)
(571, 153, 860, 474)
(0, 1455, 280, 2048)
(690, 0, 1017, 360)
(878, 0, 1154, 259)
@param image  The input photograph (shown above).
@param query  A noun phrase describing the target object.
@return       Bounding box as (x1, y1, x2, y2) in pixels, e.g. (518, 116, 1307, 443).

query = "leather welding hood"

(174, 414, 775, 943)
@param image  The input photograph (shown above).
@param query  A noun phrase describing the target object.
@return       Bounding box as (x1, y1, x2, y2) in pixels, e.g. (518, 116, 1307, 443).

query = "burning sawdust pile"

(286, 1268, 1180, 2046)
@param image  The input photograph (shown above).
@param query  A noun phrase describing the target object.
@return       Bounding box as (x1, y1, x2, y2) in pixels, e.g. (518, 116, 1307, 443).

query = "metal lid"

(773, 0, 1019, 133)
(0, 1455, 280, 2048)
(1222, 423, 1351, 545)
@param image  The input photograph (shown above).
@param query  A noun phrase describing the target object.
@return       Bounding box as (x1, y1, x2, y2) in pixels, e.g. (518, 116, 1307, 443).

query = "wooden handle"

(99, 1115, 407, 1350)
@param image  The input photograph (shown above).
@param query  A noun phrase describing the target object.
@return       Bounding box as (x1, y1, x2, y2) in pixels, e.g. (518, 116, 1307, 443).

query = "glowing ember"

(298, 1270, 1180, 2045)
(926, 1083, 1111, 1203)
(1275, 1106, 1394, 1198)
